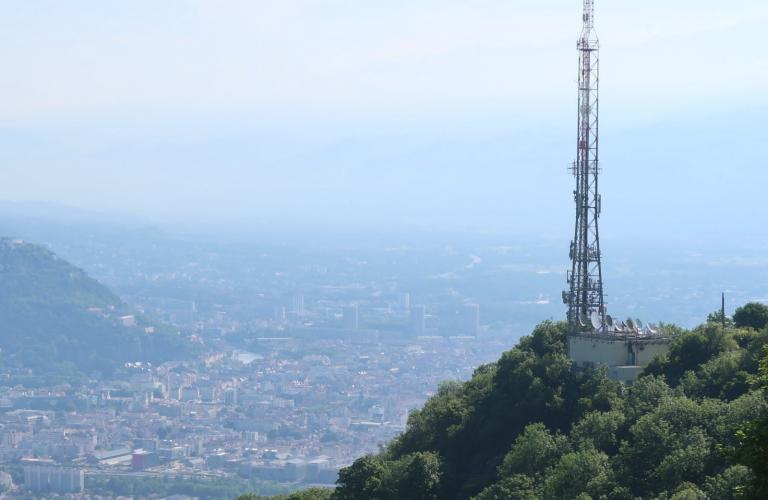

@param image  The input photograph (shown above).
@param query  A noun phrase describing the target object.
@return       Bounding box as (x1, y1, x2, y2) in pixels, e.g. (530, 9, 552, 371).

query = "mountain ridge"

(0, 237, 193, 375)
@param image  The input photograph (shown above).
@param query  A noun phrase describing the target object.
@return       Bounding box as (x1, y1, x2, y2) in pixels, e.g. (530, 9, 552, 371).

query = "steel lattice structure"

(564, 0, 604, 332)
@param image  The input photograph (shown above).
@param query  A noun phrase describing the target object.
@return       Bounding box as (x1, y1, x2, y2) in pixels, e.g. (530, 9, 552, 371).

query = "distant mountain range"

(0, 238, 194, 375)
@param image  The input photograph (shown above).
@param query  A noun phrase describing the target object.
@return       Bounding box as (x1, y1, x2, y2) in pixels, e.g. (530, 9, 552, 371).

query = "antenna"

(564, 0, 604, 333)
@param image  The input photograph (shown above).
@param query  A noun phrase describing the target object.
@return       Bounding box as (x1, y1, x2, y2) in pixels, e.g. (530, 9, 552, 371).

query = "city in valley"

(0, 225, 519, 496)
(3, 324, 500, 494)
(0, 0, 765, 497)
(0, 220, 765, 496)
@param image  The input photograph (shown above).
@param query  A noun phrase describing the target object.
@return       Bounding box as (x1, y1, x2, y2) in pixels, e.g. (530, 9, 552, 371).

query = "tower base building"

(568, 331, 670, 383)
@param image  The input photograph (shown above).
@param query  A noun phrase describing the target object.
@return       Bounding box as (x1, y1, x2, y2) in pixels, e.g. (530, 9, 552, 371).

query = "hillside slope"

(318, 312, 768, 499)
(0, 238, 192, 374)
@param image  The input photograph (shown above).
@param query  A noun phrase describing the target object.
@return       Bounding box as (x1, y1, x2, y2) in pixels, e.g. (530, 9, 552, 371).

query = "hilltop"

(0, 238, 193, 375)
(254, 306, 768, 500)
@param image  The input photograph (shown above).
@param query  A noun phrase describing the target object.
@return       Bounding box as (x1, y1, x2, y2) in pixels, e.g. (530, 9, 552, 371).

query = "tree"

(738, 415, 768, 498)
(542, 448, 614, 499)
(498, 423, 569, 478)
(387, 380, 468, 458)
(736, 347, 768, 499)
(616, 395, 725, 496)
(394, 452, 442, 500)
(472, 475, 538, 500)
(334, 455, 388, 500)
(334, 453, 441, 500)
(703, 465, 753, 500)
(285, 489, 334, 500)
(707, 309, 733, 328)
(569, 411, 625, 454)
(653, 427, 712, 489)
(624, 375, 674, 421)
(237, 491, 333, 500)
(666, 483, 707, 500)
(733, 303, 768, 330)
(644, 324, 735, 385)
(680, 350, 750, 400)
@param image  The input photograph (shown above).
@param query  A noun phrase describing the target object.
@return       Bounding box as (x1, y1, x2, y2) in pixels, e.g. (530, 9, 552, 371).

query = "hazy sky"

(0, 0, 766, 239)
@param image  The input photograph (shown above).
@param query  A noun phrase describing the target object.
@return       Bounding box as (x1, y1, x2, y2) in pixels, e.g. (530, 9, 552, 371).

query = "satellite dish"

(579, 311, 588, 328)
(605, 315, 614, 331)
(590, 311, 602, 331)
(615, 320, 625, 332)
(635, 318, 644, 335)
(647, 323, 658, 335)
(626, 318, 635, 332)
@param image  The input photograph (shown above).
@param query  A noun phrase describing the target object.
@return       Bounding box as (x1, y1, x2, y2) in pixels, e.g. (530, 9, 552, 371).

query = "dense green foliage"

(236, 488, 333, 500)
(733, 303, 768, 331)
(0, 238, 193, 375)
(87, 473, 298, 499)
(735, 345, 768, 498)
(325, 312, 768, 499)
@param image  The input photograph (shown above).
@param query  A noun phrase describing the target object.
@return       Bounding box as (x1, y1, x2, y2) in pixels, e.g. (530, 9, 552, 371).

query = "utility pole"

(722, 292, 726, 329)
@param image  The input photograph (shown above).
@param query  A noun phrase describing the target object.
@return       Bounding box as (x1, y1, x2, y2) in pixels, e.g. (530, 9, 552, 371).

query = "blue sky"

(0, 0, 766, 239)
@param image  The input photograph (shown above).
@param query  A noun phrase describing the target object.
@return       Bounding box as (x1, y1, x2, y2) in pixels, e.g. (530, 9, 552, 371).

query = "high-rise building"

(461, 304, 480, 337)
(409, 305, 426, 335)
(132, 450, 159, 470)
(24, 466, 84, 494)
(291, 294, 306, 316)
(400, 292, 411, 312)
(179, 385, 200, 402)
(342, 305, 359, 330)
(274, 305, 287, 322)
(224, 387, 238, 406)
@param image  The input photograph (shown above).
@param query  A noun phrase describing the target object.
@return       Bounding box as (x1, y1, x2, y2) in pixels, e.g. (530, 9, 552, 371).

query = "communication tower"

(561, 1, 671, 381)
(564, 0, 604, 332)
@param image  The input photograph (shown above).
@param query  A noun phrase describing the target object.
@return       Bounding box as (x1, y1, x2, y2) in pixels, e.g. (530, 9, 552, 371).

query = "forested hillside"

(252, 304, 768, 500)
(0, 238, 193, 375)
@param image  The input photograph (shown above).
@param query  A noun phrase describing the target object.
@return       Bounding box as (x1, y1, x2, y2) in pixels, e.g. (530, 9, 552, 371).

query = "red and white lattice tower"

(564, 0, 605, 332)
